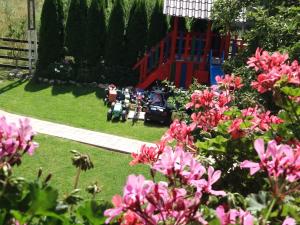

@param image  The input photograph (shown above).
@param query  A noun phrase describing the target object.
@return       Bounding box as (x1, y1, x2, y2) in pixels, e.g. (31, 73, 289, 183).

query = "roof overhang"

(163, 0, 214, 19)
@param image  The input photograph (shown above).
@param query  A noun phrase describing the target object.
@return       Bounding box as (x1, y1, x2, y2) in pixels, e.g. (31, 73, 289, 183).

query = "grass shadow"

(51, 84, 73, 96)
(24, 79, 51, 92)
(0, 79, 28, 94)
(143, 120, 169, 128)
(95, 87, 105, 99)
(72, 85, 96, 97)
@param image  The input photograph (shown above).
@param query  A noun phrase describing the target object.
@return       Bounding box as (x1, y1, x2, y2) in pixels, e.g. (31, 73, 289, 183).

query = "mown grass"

(0, 79, 166, 142)
(14, 134, 149, 201)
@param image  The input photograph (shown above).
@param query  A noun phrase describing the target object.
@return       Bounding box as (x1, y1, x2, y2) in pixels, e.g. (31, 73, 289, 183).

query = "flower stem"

(74, 167, 81, 189)
(263, 198, 276, 225)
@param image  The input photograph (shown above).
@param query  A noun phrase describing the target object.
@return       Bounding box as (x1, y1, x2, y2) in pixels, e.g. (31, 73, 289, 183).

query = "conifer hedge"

(105, 0, 125, 66)
(86, 0, 106, 66)
(147, 0, 168, 48)
(125, 0, 148, 67)
(37, 0, 175, 84)
(36, 0, 64, 77)
(65, 0, 88, 63)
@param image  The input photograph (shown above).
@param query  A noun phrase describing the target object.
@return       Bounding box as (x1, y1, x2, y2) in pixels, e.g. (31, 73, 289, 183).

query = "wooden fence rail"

(0, 37, 38, 70)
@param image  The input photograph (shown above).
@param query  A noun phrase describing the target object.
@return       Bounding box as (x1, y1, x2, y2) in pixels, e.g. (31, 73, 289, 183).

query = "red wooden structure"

(133, 0, 244, 89)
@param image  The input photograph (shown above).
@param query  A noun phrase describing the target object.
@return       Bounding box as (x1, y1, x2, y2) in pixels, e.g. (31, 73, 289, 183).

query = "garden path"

(0, 109, 155, 154)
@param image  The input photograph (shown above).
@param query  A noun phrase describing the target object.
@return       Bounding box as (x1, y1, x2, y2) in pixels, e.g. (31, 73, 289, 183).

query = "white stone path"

(0, 110, 155, 154)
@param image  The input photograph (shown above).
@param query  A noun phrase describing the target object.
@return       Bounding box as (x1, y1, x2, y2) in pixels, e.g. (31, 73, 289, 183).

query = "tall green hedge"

(125, 0, 148, 67)
(65, 0, 88, 63)
(191, 19, 208, 33)
(147, 0, 168, 48)
(105, 0, 125, 66)
(170, 17, 187, 32)
(36, 0, 64, 77)
(86, 0, 106, 66)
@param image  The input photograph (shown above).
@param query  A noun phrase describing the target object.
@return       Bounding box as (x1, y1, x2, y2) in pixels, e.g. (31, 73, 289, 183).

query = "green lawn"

(14, 134, 149, 202)
(0, 79, 166, 142)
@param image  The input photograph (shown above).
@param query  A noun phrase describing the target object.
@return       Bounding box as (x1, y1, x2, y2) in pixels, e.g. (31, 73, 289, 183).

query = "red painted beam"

(170, 17, 179, 61)
(185, 62, 194, 88)
(224, 33, 231, 59)
(200, 21, 212, 70)
(142, 54, 149, 81)
(159, 40, 164, 64)
(175, 62, 182, 87)
(183, 33, 191, 60)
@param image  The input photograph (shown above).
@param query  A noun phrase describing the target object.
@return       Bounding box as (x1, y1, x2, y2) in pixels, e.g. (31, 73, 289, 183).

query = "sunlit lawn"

(0, 79, 167, 142)
(14, 134, 149, 201)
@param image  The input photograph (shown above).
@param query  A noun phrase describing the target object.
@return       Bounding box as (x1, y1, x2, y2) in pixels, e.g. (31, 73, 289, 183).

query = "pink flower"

(228, 118, 245, 139)
(0, 116, 38, 166)
(216, 205, 254, 225)
(152, 147, 189, 177)
(123, 175, 153, 207)
(161, 120, 195, 146)
(216, 205, 239, 225)
(130, 145, 159, 166)
(204, 166, 226, 196)
(104, 195, 124, 224)
(216, 74, 244, 90)
(186, 90, 216, 109)
(248, 48, 300, 93)
(191, 109, 228, 132)
(240, 160, 260, 175)
(238, 209, 254, 225)
(282, 217, 296, 225)
(107, 148, 225, 225)
(241, 139, 300, 182)
(122, 211, 143, 225)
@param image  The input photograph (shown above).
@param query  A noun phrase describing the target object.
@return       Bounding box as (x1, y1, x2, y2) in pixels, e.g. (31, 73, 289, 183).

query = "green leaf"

(246, 191, 269, 213)
(196, 136, 228, 153)
(224, 107, 242, 117)
(281, 202, 300, 221)
(77, 200, 110, 225)
(240, 120, 253, 129)
(10, 210, 30, 225)
(27, 183, 59, 214)
(281, 86, 300, 97)
(0, 210, 6, 225)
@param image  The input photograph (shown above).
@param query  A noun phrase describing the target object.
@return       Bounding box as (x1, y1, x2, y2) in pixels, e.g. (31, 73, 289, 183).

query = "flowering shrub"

(0, 117, 114, 225)
(241, 139, 299, 182)
(0, 117, 38, 168)
(105, 147, 225, 225)
(106, 49, 300, 225)
(248, 49, 300, 94)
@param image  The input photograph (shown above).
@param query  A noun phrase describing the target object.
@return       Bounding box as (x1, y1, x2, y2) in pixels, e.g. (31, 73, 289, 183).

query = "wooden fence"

(0, 37, 37, 70)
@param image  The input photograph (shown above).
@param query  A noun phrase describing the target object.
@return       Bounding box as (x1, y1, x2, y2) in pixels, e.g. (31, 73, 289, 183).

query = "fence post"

(27, 0, 37, 74)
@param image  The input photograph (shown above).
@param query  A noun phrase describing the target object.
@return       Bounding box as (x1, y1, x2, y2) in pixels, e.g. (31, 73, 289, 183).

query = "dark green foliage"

(245, 6, 300, 55)
(86, 0, 106, 66)
(84, 0, 107, 82)
(36, 0, 64, 78)
(65, 0, 88, 63)
(288, 41, 300, 61)
(125, 0, 148, 67)
(190, 19, 208, 33)
(105, 0, 126, 66)
(211, 0, 242, 34)
(170, 17, 187, 32)
(147, 0, 168, 48)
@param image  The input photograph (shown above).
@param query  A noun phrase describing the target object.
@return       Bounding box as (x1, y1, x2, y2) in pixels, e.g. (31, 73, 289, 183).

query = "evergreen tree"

(105, 0, 125, 66)
(65, 0, 88, 63)
(37, 0, 64, 77)
(191, 19, 208, 33)
(147, 0, 168, 48)
(86, 0, 106, 66)
(170, 17, 187, 32)
(125, 0, 148, 67)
